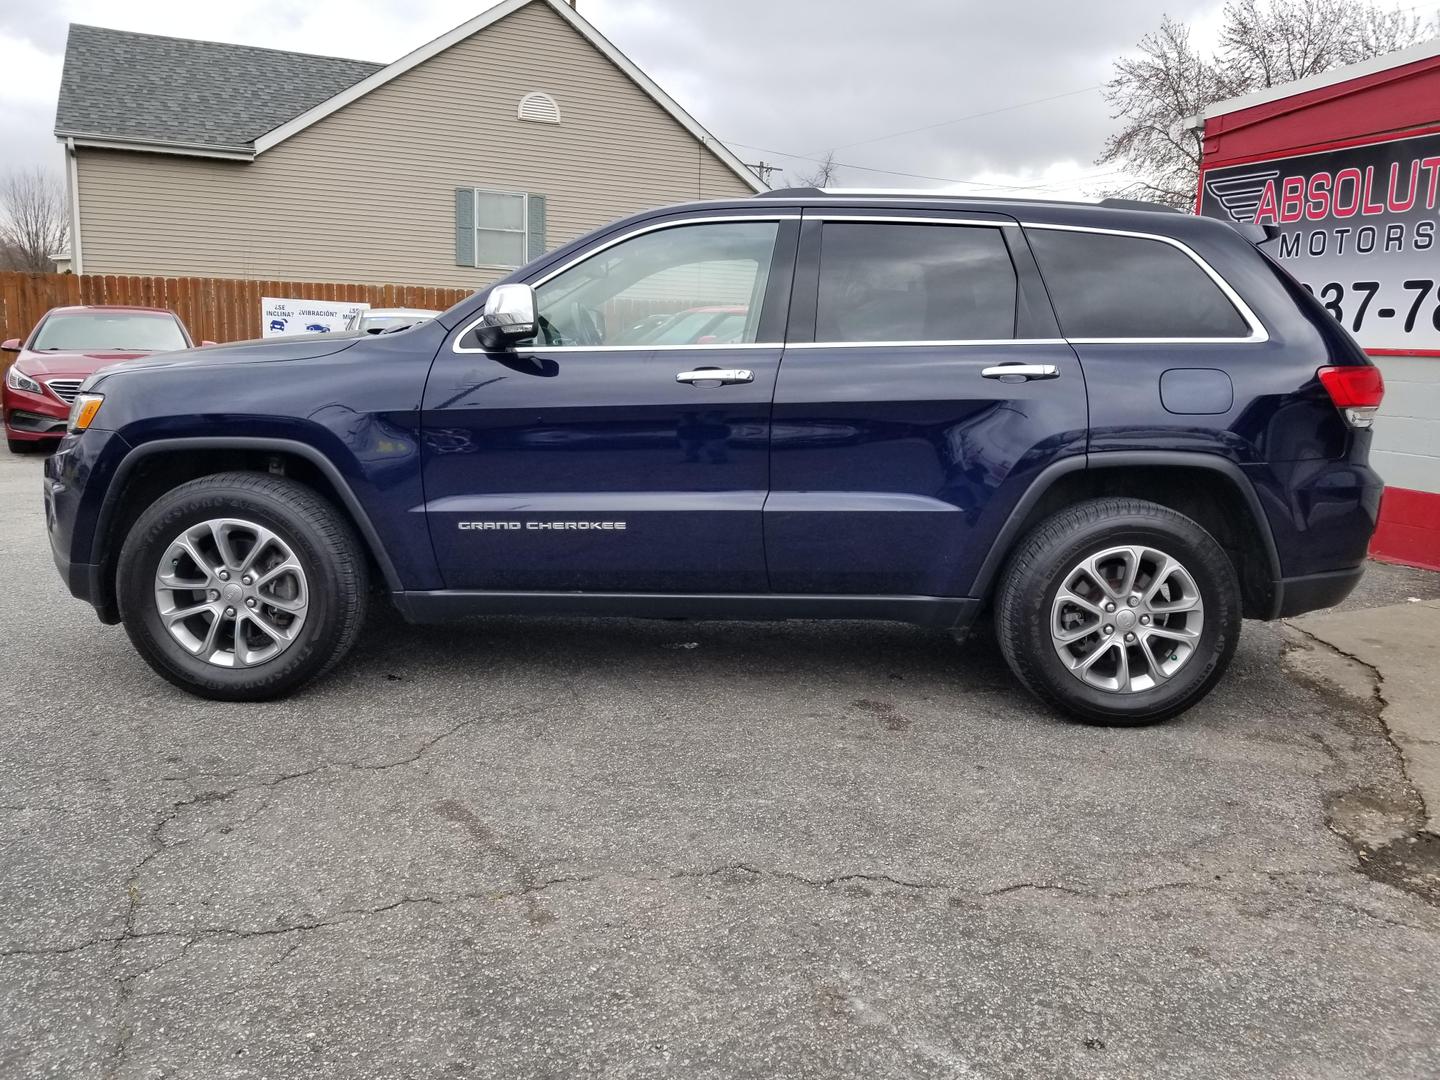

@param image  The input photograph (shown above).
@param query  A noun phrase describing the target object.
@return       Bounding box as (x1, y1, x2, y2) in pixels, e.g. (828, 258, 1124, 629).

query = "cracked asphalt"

(4, 450, 1440, 1079)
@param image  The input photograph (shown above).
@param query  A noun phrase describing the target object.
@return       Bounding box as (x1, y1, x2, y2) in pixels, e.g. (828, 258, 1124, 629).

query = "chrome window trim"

(810, 215, 1019, 227)
(1019, 222, 1270, 344)
(451, 215, 1269, 355)
(453, 339, 1070, 353)
(471, 343, 783, 353)
(787, 339, 1067, 349)
(451, 214, 793, 354)
(1064, 336, 1265, 345)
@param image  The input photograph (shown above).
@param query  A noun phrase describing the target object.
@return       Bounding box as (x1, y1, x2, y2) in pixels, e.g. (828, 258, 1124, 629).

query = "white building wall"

(1370, 355, 1440, 495)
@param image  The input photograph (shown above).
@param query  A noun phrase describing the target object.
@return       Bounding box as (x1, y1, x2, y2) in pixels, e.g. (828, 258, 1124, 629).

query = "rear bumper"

(1245, 459, 1384, 580)
(1273, 565, 1364, 619)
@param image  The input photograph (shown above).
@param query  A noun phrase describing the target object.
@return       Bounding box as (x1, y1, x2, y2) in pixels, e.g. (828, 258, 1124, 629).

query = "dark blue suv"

(43, 190, 1385, 723)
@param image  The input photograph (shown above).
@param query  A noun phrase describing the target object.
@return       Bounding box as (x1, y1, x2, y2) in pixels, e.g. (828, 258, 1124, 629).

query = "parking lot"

(3, 447, 1440, 1079)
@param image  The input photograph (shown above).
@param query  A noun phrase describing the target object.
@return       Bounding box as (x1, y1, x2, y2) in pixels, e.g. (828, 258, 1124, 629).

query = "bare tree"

(1098, 16, 1238, 207)
(796, 150, 841, 188)
(1100, 1, 1436, 208)
(1220, 0, 1429, 87)
(0, 169, 69, 272)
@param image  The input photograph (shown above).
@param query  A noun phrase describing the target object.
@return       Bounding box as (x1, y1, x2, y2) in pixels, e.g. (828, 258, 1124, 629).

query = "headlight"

(4, 366, 42, 395)
(68, 393, 104, 433)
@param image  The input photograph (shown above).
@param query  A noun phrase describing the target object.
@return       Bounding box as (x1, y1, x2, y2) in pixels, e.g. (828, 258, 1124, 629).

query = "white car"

(345, 308, 440, 334)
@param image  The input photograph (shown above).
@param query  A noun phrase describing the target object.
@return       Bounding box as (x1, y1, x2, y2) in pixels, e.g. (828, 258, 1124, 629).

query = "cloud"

(1, 0, 1218, 195)
(0, 0, 70, 51)
(580, 0, 1218, 191)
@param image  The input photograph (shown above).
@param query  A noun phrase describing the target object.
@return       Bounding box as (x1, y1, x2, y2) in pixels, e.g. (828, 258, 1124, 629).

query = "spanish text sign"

(260, 297, 369, 338)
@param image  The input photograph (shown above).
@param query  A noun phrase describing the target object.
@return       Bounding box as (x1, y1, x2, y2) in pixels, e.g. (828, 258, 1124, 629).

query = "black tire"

(116, 472, 369, 701)
(994, 497, 1240, 726)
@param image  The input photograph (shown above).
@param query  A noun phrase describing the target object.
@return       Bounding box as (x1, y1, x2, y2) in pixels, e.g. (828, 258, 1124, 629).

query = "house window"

(474, 189, 527, 267)
(455, 187, 547, 269)
(517, 91, 561, 124)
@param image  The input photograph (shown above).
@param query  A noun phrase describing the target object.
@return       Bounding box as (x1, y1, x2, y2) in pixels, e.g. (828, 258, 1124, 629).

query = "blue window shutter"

(526, 194, 547, 262)
(455, 188, 475, 267)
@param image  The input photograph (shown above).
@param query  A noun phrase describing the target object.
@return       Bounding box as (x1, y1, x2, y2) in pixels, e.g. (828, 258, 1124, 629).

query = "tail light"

(1318, 365, 1384, 429)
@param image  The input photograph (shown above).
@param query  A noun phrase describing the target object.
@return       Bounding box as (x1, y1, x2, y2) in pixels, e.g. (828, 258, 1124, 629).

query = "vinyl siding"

(74, 0, 756, 287)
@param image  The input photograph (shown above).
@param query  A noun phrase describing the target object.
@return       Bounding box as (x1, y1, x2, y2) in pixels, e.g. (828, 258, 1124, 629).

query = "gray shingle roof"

(55, 24, 383, 151)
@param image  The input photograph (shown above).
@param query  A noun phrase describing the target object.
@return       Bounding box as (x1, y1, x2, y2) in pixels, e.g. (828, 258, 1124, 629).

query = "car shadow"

(349, 605, 1019, 700)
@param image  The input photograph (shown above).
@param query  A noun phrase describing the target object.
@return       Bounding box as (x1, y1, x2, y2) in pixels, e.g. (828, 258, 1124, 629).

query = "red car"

(3, 306, 205, 452)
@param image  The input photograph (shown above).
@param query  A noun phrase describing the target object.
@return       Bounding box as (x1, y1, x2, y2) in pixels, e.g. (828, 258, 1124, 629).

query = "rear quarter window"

(1027, 228, 1250, 339)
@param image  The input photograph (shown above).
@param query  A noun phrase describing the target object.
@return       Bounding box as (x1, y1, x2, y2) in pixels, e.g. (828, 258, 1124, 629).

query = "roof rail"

(752, 189, 1192, 215)
(1097, 197, 1183, 214)
(753, 186, 824, 199)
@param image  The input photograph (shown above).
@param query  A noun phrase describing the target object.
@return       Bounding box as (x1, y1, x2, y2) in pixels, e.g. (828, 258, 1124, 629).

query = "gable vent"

(517, 91, 561, 125)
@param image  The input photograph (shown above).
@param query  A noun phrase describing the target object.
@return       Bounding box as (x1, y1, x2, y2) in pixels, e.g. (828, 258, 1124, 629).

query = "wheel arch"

(971, 452, 1283, 620)
(91, 437, 402, 621)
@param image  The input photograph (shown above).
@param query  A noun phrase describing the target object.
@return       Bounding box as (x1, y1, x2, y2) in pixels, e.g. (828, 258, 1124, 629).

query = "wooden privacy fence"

(0, 271, 474, 354)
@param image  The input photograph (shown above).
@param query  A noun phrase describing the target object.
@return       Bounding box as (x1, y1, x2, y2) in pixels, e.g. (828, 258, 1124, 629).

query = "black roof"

(55, 24, 382, 151)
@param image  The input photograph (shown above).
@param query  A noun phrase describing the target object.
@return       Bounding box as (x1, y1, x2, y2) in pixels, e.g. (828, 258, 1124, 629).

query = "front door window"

(527, 221, 780, 347)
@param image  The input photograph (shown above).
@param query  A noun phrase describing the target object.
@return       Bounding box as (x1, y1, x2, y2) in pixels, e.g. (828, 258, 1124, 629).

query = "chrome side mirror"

(476, 283, 537, 349)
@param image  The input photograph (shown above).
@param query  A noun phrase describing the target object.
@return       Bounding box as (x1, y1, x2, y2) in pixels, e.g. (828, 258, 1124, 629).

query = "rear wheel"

(117, 472, 369, 700)
(994, 497, 1240, 725)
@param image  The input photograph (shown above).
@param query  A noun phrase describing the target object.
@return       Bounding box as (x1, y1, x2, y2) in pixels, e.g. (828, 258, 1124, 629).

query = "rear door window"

(815, 223, 1017, 343)
(1027, 227, 1250, 339)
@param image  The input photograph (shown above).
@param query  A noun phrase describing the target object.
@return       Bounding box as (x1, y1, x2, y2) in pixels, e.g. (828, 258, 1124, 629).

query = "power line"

(721, 80, 1123, 193)
(814, 84, 1105, 156)
(723, 141, 1005, 187)
(721, 138, 1129, 193)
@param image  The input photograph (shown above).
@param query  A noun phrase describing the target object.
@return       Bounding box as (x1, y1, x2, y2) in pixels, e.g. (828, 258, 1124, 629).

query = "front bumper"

(3, 382, 70, 440)
(44, 429, 129, 624)
(47, 530, 107, 615)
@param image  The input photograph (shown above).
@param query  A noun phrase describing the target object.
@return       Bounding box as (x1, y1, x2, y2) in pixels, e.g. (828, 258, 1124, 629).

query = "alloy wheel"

(1049, 544, 1205, 694)
(152, 518, 309, 668)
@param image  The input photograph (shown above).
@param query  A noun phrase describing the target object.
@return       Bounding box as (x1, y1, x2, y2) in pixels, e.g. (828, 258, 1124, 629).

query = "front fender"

(92, 434, 413, 593)
(79, 325, 446, 595)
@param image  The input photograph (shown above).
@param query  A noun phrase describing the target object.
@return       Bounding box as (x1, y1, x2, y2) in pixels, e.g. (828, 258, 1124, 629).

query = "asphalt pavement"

(3, 448, 1440, 1079)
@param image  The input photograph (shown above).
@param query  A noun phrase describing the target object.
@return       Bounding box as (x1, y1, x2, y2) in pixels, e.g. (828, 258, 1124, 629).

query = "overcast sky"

(1, 0, 1235, 198)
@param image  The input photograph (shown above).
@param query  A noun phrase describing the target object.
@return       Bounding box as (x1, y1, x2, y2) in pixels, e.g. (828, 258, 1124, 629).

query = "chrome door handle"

(676, 368, 754, 385)
(981, 363, 1060, 381)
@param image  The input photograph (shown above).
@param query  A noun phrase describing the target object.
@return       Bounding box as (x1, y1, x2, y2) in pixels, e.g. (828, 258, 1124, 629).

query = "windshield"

(31, 313, 189, 352)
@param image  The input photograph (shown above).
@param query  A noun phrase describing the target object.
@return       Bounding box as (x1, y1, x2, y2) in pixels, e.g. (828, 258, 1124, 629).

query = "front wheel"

(994, 497, 1240, 725)
(117, 472, 369, 701)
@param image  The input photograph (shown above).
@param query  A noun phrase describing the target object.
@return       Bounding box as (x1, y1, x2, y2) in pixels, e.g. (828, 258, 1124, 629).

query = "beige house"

(54, 0, 762, 287)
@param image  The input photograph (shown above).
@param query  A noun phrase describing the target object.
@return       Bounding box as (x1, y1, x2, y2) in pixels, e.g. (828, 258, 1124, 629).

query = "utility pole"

(747, 161, 779, 187)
